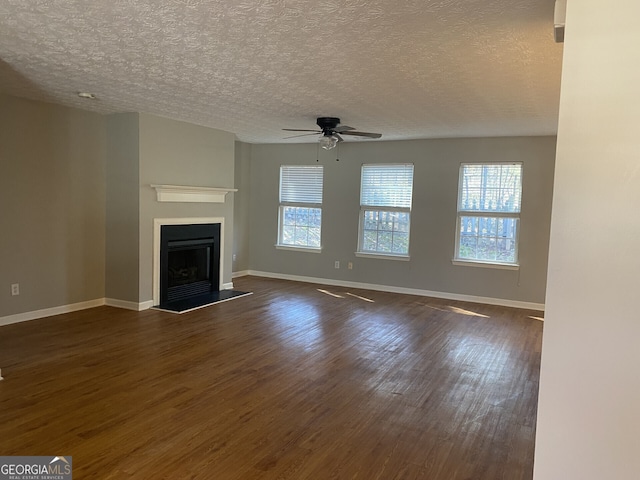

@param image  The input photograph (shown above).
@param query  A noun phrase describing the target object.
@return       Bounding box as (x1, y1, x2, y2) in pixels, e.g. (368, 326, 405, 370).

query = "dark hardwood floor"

(0, 276, 543, 479)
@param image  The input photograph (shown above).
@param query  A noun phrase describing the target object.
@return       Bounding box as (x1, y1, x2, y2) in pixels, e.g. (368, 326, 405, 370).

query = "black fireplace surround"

(160, 223, 220, 305)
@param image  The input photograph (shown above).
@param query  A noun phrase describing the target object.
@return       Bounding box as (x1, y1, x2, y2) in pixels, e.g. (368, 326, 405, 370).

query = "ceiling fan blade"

(334, 133, 344, 142)
(283, 132, 322, 139)
(282, 128, 322, 132)
(334, 125, 355, 132)
(341, 131, 382, 139)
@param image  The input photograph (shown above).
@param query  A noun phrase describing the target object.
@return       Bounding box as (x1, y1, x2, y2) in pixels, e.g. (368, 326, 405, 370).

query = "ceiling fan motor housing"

(316, 117, 341, 133)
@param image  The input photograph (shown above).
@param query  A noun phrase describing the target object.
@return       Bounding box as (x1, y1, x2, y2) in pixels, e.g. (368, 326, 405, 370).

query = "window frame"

(276, 165, 324, 252)
(453, 162, 523, 269)
(356, 163, 414, 260)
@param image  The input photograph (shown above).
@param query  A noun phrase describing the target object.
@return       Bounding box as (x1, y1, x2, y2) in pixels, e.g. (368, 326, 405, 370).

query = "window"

(277, 165, 323, 250)
(358, 163, 414, 257)
(455, 163, 523, 266)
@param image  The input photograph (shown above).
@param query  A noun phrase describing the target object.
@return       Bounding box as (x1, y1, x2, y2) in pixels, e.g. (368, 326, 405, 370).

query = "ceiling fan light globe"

(319, 135, 338, 150)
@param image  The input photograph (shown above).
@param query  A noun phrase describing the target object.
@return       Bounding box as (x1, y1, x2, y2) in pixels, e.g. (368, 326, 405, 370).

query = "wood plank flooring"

(0, 276, 543, 479)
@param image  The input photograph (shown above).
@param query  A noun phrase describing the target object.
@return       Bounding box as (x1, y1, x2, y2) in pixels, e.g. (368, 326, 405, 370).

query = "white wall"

(534, 1, 640, 478)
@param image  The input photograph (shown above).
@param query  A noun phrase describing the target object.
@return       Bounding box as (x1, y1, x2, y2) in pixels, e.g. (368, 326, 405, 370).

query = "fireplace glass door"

(167, 239, 214, 302)
(159, 223, 221, 305)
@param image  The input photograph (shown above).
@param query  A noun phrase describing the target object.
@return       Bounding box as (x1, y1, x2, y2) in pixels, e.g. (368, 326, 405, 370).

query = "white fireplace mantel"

(150, 184, 237, 203)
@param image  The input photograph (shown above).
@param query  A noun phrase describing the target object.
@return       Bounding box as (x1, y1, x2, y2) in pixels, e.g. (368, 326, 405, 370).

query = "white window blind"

(459, 164, 522, 213)
(280, 165, 323, 204)
(360, 164, 414, 208)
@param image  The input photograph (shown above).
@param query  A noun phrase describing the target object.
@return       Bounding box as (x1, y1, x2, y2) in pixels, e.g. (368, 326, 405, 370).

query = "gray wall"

(0, 95, 238, 316)
(246, 136, 555, 305)
(233, 141, 252, 273)
(0, 94, 106, 317)
(138, 113, 236, 302)
(105, 113, 140, 303)
(0, 92, 553, 315)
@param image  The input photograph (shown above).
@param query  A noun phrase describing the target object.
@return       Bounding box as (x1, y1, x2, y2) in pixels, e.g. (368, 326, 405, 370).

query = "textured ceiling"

(0, 0, 563, 144)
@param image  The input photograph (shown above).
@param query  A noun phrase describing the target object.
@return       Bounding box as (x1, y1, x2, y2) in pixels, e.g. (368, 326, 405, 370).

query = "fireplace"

(159, 223, 220, 305)
(153, 217, 250, 313)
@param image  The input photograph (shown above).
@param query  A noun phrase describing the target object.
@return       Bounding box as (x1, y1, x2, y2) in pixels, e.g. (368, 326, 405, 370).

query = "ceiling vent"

(554, 0, 566, 43)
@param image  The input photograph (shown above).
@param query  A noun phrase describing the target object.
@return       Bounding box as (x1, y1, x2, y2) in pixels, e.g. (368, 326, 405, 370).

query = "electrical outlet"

(348, 262, 353, 270)
(334, 261, 340, 269)
(232, 254, 237, 262)
(11, 284, 19, 296)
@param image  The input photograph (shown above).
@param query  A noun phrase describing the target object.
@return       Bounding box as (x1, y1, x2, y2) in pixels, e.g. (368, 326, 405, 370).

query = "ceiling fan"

(283, 117, 382, 150)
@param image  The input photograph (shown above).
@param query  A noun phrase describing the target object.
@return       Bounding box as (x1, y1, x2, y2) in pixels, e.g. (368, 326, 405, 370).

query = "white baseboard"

(232, 270, 249, 278)
(105, 298, 154, 311)
(246, 270, 545, 311)
(0, 273, 543, 328)
(0, 296, 160, 327)
(0, 298, 106, 327)
(138, 300, 154, 312)
(139, 300, 155, 310)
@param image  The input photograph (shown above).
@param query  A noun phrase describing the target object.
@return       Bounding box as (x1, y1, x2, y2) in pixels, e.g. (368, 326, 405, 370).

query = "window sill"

(451, 259, 519, 270)
(355, 252, 410, 261)
(276, 244, 322, 254)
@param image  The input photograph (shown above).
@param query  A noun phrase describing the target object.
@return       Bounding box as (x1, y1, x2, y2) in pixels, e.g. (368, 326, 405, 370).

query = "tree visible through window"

(358, 164, 414, 256)
(278, 165, 323, 249)
(456, 163, 522, 264)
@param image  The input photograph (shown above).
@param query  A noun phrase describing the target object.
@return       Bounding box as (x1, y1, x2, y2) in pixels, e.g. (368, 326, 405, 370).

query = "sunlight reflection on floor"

(316, 289, 375, 303)
(446, 306, 490, 318)
(418, 302, 490, 318)
(345, 292, 375, 303)
(317, 289, 344, 298)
